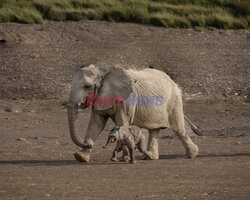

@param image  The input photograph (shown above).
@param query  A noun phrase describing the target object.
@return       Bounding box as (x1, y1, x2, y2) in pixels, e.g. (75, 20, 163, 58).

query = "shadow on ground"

(1, 152, 249, 166)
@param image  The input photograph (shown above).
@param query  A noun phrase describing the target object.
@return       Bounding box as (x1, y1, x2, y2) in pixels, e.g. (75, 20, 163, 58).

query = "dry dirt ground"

(0, 21, 249, 199)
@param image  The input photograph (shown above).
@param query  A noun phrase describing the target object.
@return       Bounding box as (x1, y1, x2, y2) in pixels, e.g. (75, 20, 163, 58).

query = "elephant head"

(68, 65, 133, 148)
(103, 126, 120, 148)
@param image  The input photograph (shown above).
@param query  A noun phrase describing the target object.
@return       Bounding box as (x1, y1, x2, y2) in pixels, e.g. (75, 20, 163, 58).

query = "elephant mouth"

(110, 137, 116, 143)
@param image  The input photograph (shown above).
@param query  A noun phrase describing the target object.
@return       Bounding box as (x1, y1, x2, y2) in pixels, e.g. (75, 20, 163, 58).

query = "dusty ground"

(0, 20, 249, 199)
(0, 102, 250, 200)
(0, 20, 249, 101)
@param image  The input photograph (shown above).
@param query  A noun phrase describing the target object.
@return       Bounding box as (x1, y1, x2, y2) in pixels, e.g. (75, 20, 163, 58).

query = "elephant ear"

(94, 67, 134, 111)
(129, 126, 140, 136)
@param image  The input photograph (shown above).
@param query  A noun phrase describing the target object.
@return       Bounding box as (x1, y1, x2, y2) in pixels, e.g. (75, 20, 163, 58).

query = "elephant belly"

(132, 105, 170, 129)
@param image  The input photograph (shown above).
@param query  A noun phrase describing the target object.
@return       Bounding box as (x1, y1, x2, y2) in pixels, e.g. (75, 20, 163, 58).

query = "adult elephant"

(68, 64, 200, 163)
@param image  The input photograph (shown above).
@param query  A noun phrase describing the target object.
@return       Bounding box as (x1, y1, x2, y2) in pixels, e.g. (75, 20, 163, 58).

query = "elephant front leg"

(146, 129, 160, 160)
(111, 145, 123, 162)
(113, 105, 131, 162)
(111, 150, 118, 162)
(74, 112, 108, 163)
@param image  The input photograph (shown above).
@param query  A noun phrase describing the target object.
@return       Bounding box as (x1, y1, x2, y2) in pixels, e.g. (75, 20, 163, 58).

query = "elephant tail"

(184, 115, 203, 136)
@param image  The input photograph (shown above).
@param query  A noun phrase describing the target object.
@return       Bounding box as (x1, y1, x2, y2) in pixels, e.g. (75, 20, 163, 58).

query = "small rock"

(0, 39, 6, 45)
(13, 109, 20, 113)
(5, 107, 12, 112)
(33, 136, 38, 139)
(61, 101, 68, 109)
(16, 137, 26, 141)
(234, 141, 241, 145)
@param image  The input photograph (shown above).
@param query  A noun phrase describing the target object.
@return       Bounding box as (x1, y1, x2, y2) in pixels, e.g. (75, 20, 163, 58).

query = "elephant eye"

(84, 85, 91, 89)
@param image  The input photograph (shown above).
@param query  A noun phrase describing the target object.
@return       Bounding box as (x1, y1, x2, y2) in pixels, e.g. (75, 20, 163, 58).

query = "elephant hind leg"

(169, 104, 199, 159)
(147, 129, 160, 160)
(138, 136, 153, 159)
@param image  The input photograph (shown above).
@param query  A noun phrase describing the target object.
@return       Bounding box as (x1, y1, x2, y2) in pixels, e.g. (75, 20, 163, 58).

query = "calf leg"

(111, 145, 123, 162)
(121, 145, 130, 162)
(113, 108, 130, 162)
(129, 147, 136, 164)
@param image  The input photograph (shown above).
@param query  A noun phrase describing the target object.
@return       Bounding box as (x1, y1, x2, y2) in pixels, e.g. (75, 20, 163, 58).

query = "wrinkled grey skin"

(68, 64, 201, 163)
(103, 126, 150, 164)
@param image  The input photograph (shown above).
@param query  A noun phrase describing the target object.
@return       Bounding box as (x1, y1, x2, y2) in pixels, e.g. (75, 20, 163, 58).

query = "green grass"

(0, 0, 249, 29)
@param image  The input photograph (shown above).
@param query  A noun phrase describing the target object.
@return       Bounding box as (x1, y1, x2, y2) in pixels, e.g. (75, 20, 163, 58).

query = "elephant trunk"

(68, 103, 92, 148)
(103, 136, 115, 148)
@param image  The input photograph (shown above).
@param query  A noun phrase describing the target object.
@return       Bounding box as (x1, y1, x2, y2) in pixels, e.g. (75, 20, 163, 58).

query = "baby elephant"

(103, 125, 150, 164)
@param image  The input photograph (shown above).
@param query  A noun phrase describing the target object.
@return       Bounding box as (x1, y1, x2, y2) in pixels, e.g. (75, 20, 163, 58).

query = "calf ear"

(128, 126, 133, 134)
(129, 126, 141, 136)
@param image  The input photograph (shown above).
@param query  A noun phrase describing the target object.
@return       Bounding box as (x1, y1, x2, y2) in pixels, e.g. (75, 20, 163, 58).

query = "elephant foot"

(74, 151, 90, 163)
(186, 144, 199, 159)
(111, 157, 118, 162)
(147, 155, 159, 160)
(143, 155, 159, 160)
(144, 151, 159, 160)
(121, 155, 130, 162)
(130, 160, 136, 164)
(143, 155, 150, 160)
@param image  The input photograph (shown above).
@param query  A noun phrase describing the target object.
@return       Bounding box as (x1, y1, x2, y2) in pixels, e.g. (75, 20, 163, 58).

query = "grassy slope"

(0, 0, 249, 29)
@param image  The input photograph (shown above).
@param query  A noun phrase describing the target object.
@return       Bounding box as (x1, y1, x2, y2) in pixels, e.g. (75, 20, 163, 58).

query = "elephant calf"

(103, 125, 150, 164)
